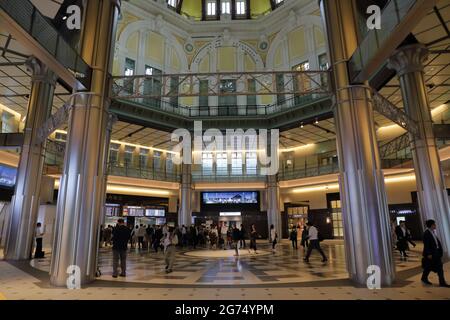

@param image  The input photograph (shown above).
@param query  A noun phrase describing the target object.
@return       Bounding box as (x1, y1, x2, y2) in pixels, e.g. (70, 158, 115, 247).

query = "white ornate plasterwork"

(191, 37, 264, 72)
(266, 14, 325, 70)
(116, 18, 189, 73)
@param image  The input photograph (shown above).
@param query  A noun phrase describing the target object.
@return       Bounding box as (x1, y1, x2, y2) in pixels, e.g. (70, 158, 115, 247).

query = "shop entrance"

(219, 214, 243, 228)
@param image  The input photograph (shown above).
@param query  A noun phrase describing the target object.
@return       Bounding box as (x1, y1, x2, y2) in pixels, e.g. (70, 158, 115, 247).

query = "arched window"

(206, 0, 217, 16)
(236, 0, 246, 15)
(221, 0, 231, 14)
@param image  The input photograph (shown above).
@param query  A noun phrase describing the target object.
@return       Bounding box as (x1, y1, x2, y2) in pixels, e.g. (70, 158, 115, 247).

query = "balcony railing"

(111, 70, 332, 116)
(108, 164, 180, 182)
(279, 162, 340, 181)
(0, 0, 92, 89)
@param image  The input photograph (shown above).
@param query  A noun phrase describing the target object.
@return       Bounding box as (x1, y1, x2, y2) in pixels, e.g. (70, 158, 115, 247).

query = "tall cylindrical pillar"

(267, 175, 282, 239)
(3, 57, 56, 260)
(50, 0, 121, 286)
(388, 44, 450, 257)
(179, 164, 192, 227)
(320, 0, 395, 286)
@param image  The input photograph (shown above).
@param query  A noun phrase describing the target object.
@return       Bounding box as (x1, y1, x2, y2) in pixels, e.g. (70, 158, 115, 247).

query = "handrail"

(0, 0, 92, 89)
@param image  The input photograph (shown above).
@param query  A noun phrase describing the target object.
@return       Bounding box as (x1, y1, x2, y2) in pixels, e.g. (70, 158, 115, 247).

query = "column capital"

(387, 44, 429, 76)
(25, 57, 57, 85)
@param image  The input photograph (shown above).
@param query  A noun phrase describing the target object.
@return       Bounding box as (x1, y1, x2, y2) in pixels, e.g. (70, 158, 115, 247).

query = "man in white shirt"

(220, 222, 228, 249)
(164, 227, 178, 273)
(34, 222, 45, 258)
(303, 222, 327, 263)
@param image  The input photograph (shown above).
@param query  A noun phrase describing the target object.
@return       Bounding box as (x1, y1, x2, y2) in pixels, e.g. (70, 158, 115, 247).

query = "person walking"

(104, 225, 113, 247)
(164, 227, 179, 274)
(181, 225, 187, 247)
(232, 224, 241, 256)
(421, 219, 450, 287)
(112, 219, 131, 278)
(290, 227, 298, 250)
(220, 222, 228, 249)
(153, 225, 163, 253)
(137, 224, 146, 250)
(210, 225, 218, 249)
(249, 224, 258, 254)
(395, 221, 416, 259)
(34, 222, 45, 259)
(300, 225, 309, 253)
(239, 224, 246, 249)
(270, 224, 278, 254)
(130, 225, 139, 249)
(303, 222, 327, 263)
(146, 224, 154, 251)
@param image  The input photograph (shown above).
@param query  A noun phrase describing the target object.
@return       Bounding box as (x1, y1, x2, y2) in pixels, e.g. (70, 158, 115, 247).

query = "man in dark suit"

(112, 219, 131, 278)
(421, 219, 450, 287)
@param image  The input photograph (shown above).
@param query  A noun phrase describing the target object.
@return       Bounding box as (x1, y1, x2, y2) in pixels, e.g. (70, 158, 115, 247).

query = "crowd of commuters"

(101, 217, 449, 287)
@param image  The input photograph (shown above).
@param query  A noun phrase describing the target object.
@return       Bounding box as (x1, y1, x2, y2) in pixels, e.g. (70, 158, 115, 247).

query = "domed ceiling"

(172, 0, 281, 21)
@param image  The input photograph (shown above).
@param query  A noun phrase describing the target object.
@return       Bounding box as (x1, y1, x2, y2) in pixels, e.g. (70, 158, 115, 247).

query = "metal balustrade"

(108, 164, 181, 182)
(0, 0, 92, 89)
(111, 70, 332, 118)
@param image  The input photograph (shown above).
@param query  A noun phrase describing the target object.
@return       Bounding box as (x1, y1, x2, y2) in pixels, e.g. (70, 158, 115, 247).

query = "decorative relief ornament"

(258, 34, 269, 52)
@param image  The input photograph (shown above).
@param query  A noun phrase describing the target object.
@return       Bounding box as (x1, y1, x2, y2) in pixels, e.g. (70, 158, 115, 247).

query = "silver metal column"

(388, 44, 450, 257)
(179, 164, 192, 226)
(49, 0, 121, 286)
(267, 175, 282, 239)
(320, 0, 395, 285)
(3, 57, 56, 260)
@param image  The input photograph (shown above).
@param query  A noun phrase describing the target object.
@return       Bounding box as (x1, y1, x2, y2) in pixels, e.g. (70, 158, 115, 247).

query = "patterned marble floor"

(1, 240, 449, 300)
(28, 240, 427, 286)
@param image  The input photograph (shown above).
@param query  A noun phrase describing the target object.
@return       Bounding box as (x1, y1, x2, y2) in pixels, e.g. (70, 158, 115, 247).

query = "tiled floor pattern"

(0, 240, 449, 299)
(31, 240, 351, 285)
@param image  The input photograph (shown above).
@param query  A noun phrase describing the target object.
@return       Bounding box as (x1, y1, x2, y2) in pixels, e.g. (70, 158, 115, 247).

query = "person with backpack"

(303, 221, 327, 263)
(164, 227, 179, 273)
(270, 224, 278, 254)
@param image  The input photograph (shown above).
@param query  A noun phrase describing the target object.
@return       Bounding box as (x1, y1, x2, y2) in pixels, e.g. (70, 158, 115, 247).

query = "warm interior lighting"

(291, 173, 416, 194)
(279, 144, 315, 153)
(52, 130, 179, 155)
(110, 140, 179, 155)
(54, 179, 170, 196)
(0, 103, 22, 118)
(292, 184, 339, 194)
(431, 103, 449, 117)
(107, 185, 170, 196)
(384, 174, 416, 183)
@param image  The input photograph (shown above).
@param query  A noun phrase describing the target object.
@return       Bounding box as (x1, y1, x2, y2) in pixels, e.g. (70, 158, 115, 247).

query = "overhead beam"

(372, 91, 419, 137)
(349, 0, 437, 83)
(0, 0, 92, 90)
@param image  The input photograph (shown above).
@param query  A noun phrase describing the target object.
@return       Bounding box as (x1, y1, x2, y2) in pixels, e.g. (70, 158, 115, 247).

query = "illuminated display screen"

(105, 204, 121, 217)
(123, 206, 145, 216)
(202, 191, 258, 204)
(220, 212, 241, 216)
(155, 218, 166, 225)
(0, 165, 16, 187)
(145, 209, 165, 217)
